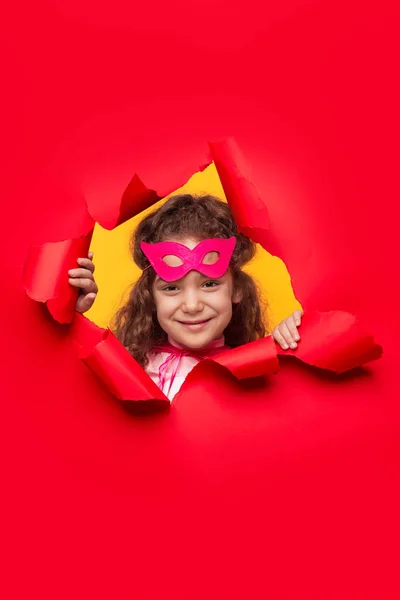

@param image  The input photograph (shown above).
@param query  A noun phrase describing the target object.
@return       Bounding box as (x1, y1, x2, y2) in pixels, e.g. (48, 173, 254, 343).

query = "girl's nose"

(181, 290, 204, 314)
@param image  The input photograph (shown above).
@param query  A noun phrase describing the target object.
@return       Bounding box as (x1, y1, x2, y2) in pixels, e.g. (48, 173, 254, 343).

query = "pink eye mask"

(140, 237, 237, 282)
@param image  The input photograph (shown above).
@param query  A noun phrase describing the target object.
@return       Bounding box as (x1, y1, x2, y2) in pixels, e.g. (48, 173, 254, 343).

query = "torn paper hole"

(23, 137, 383, 409)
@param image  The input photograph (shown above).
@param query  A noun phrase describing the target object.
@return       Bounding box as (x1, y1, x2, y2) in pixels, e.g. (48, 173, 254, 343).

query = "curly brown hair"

(112, 194, 266, 367)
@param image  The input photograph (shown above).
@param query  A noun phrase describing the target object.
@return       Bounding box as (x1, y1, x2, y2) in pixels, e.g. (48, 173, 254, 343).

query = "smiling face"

(152, 237, 241, 349)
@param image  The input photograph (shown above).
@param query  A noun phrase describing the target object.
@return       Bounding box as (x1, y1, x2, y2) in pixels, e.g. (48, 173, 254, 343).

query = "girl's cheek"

(162, 297, 179, 312)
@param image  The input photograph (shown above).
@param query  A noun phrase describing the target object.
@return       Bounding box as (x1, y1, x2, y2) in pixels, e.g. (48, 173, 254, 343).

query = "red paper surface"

(23, 233, 93, 323)
(2, 3, 399, 599)
(71, 314, 170, 409)
(85, 160, 212, 229)
(209, 137, 270, 242)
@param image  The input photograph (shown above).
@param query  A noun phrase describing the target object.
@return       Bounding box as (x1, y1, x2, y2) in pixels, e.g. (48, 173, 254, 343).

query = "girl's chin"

(170, 324, 224, 348)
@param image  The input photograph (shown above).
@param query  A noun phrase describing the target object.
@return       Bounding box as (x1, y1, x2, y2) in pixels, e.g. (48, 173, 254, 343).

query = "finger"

(76, 293, 97, 314)
(76, 258, 95, 273)
(285, 315, 300, 342)
(79, 278, 98, 294)
(88, 252, 93, 260)
(69, 278, 98, 294)
(279, 322, 298, 349)
(68, 268, 94, 280)
(272, 327, 290, 350)
(293, 309, 303, 327)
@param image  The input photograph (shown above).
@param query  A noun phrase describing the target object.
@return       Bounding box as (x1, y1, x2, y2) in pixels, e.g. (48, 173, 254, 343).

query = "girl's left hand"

(272, 310, 303, 350)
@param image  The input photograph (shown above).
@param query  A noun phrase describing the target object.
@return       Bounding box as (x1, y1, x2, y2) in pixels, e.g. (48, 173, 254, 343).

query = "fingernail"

(294, 334, 300, 341)
(282, 343, 289, 350)
(68, 270, 75, 275)
(290, 342, 297, 349)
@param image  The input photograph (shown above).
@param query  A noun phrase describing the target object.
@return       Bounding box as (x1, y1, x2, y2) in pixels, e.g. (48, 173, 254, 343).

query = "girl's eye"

(161, 281, 219, 292)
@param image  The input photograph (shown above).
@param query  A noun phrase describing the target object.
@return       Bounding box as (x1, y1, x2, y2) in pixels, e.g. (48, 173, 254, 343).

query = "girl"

(69, 194, 302, 399)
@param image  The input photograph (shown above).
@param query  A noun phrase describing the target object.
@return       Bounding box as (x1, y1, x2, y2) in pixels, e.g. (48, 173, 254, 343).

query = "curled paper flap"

(208, 137, 270, 246)
(276, 310, 383, 373)
(71, 310, 381, 411)
(71, 314, 170, 409)
(213, 336, 279, 379)
(23, 232, 93, 324)
(85, 157, 212, 230)
(208, 310, 381, 381)
(85, 173, 160, 231)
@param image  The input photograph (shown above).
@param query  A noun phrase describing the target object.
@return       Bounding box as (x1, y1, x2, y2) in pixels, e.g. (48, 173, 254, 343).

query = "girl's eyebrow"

(155, 273, 224, 286)
(156, 277, 179, 286)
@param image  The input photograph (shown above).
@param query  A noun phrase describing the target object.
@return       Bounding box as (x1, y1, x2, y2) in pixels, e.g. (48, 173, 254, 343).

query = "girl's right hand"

(272, 310, 303, 350)
(68, 252, 98, 313)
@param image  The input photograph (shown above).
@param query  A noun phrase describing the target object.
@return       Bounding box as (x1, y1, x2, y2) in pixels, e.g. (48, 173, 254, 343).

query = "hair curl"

(112, 194, 267, 367)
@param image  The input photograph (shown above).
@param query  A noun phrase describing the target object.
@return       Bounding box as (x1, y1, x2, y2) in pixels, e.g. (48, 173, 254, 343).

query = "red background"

(1, 2, 399, 598)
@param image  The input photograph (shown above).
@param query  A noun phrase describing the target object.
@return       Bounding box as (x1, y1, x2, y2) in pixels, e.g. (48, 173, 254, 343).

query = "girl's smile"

(177, 317, 214, 330)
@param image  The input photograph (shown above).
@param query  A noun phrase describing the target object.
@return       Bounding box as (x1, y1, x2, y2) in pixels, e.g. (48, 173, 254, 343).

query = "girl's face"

(152, 237, 241, 349)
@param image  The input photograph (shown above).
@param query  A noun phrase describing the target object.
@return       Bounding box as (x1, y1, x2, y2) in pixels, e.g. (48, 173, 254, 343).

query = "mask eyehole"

(202, 251, 220, 265)
(162, 254, 184, 267)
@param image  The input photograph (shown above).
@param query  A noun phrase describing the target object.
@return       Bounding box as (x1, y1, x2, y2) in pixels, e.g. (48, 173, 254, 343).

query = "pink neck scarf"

(152, 336, 229, 397)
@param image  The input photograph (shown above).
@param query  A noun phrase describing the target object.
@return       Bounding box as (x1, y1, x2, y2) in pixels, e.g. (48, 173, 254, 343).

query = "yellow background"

(86, 164, 302, 332)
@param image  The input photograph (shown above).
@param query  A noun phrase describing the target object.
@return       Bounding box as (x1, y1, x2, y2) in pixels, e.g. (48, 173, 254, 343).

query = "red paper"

(215, 311, 382, 377)
(4, 6, 398, 597)
(86, 159, 212, 230)
(209, 137, 270, 242)
(70, 309, 381, 406)
(276, 310, 383, 372)
(23, 232, 93, 323)
(214, 335, 279, 379)
(71, 314, 170, 410)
